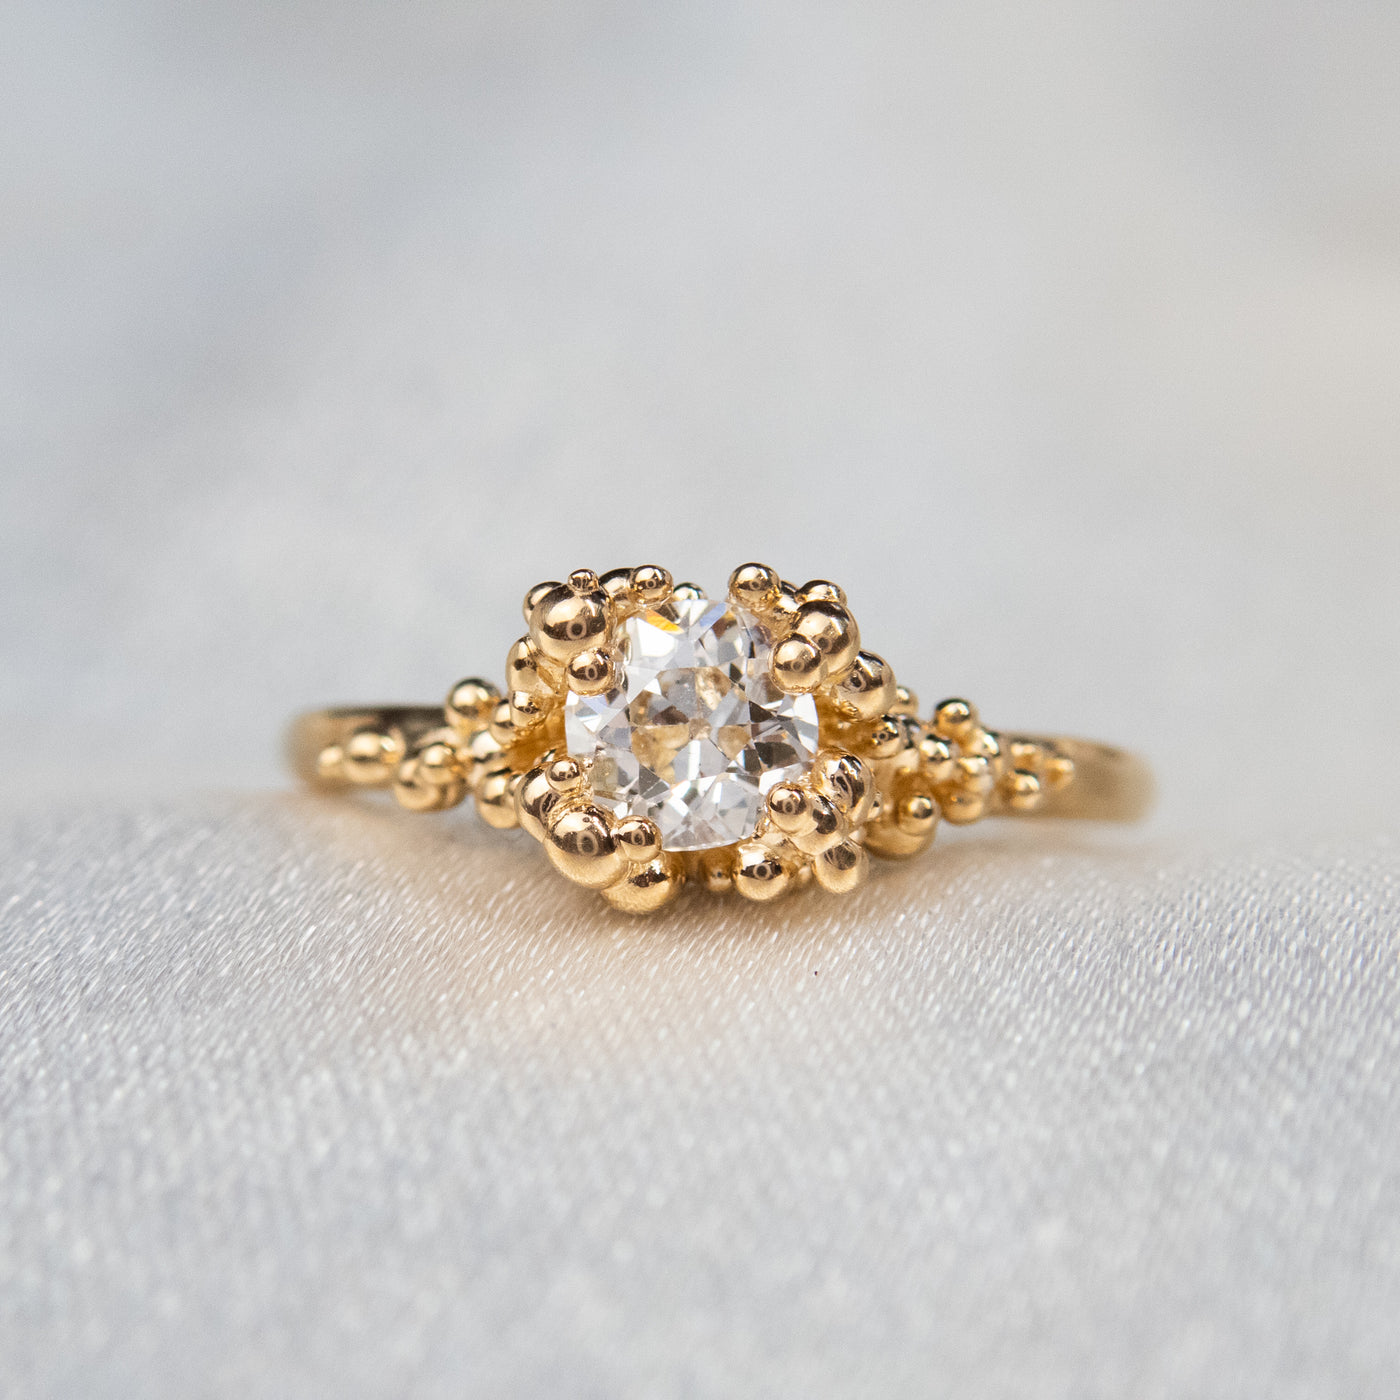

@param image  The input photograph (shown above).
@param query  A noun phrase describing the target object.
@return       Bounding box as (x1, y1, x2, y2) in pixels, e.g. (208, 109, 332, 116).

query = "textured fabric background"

(3, 2, 1399, 1396)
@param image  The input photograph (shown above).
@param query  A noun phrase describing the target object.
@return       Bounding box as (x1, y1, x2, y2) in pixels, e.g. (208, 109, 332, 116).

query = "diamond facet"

(564, 596, 820, 851)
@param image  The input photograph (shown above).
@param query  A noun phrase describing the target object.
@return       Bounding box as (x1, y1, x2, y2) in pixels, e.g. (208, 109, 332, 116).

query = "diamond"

(564, 595, 820, 851)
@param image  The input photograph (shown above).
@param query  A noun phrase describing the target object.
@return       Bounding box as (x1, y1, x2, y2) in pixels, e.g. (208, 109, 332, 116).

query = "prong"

(545, 804, 626, 889)
(528, 581, 611, 663)
(508, 689, 549, 730)
(792, 600, 860, 682)
(600, 567, 635, 601)
(728, 562, 781, 613)
(613, 815, 662, 864)
(629, 565, 672, 602)
(546, 756, 586, 795)
(812, 751, 876, 825)
(733, 841, 795, 901)
(771, 635, 824, 693)
(798, 579, 846, 605)
(565, 647, 617, 695)
(831, 651, 896, 721)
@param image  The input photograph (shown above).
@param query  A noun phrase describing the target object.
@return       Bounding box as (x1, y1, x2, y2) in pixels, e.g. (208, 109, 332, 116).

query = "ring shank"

(290, 707, 1153, 822)
(287, 706, 446, 788)
(1006, 734, 1155, 822)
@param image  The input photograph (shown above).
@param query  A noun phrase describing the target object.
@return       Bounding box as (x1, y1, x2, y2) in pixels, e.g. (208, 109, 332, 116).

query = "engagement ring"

(290, 565, 1152, 913)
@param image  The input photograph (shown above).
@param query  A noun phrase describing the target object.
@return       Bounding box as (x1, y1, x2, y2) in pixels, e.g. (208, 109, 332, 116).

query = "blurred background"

(3, 0, 1398, 833)
(5, 9, 1400, 1396)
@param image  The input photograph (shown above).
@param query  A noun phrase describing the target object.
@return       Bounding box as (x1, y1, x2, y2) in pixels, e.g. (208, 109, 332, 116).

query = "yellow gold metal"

(565, 647, 616, 695)
(771, 635, 825, 693)
(290, 565, 1154, 915)
(545, 804, 626, 889)
(728, 562, 781, 612)
(733, 841, 794, 902)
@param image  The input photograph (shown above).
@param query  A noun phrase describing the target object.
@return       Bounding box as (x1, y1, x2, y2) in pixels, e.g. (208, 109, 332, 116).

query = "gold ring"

(289, 564, 1153, 914)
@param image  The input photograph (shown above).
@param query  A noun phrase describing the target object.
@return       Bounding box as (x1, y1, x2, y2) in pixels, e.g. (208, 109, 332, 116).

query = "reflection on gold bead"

(918, 730, 957, 784)
(793, 600, 860, 680)
(602, 854, 683, 913)
(772, 635, 824, 692)
(813, 839, 867, 894)
(963, 727, 1002, 761)
(812, 750, 876, 824)
(864, 820, 925, 859)
(488, 698, 518, 746)
(529, 582, 610, 663)
(1002, 769, 1042, 812)
(516, 764, 562, 842)
(767, 783, 847, 855)
(733, 842, 793, 901)
(891, 685, 919, 717)
(771, 582, 802, 630)
(614, 815, 662, 864)
(954, 754, 996, 795)
(509, 689, 549, 730)
(941, 790, 986, 825)
(568, 568, 601, 594)
(475, 769, 521, 828)
(832, 651, 896, 721)
(1008, 740, 1041, 771)
(315, 744, 344, 783)
(695, 847, 735, 894)
(546, 805, 626, 889)
(600, 566, 634, 601)
(466, 725, 505, 768)
(798, 579, 846, 605)
(629, 565, 672, 602)
(566, 647, 616, 695)
(547, 756, 585, 794)
(932, 698, 978, 742)
(1044, 754, 1076, 790)
(446, 677, 501, 733)
(393, 767, 445, 811)
(523, 581, 561, 623)
(728, 563, 780, 612)
(897, 788, 938, 837)
(504, 638, 550, 696)
(672, 581, 703, 600)
(343, 727, 404, 785)
(866, 771, 938, 858)
(393, 738, 466, 813)
(857, 715, 904, 762)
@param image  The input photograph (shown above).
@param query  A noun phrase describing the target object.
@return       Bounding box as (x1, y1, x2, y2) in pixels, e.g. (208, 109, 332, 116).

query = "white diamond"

(564, 595, 820, 851)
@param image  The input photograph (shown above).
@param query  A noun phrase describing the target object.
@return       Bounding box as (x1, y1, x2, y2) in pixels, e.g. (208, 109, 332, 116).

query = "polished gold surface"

(289, 564, 1154, 914)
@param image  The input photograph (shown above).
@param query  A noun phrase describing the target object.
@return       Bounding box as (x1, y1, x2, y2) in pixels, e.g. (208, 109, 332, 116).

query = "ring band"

(289, 564, 1153, 913)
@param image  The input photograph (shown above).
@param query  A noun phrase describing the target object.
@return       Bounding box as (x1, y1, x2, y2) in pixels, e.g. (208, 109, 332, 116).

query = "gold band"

(289, 706, 445, 787)
(289, 706, 1152, 824)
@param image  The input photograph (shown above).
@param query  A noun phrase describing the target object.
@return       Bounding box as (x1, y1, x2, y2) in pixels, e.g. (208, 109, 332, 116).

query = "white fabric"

(3, 2, 1399, 1395)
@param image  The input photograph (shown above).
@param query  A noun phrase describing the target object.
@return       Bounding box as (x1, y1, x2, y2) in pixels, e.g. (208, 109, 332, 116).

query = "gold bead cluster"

(311, 563, 1077, 914)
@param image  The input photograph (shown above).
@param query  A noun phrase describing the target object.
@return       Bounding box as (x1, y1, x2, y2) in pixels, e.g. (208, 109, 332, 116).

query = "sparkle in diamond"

(564, 596, 820, 851)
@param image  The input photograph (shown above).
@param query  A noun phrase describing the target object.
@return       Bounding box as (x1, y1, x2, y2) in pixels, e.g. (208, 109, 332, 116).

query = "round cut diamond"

(564, 595, 820, 851)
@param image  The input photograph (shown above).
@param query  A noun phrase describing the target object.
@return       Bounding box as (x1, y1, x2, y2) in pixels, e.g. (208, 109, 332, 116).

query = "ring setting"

(292, 564, 1152, 914)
